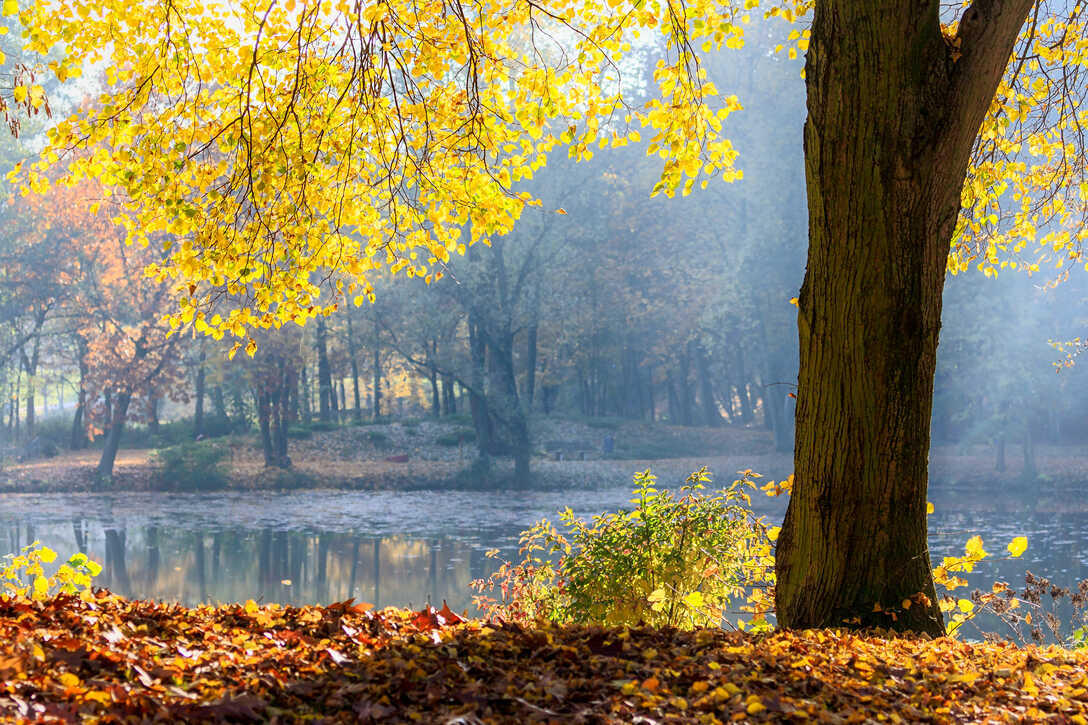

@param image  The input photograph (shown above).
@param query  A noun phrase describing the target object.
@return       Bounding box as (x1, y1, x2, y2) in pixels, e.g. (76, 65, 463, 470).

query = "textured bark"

(776, 0, 1034, 635)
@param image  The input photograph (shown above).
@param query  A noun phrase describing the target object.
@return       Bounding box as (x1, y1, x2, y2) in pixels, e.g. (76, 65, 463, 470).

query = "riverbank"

(3, 417, 1088, 499)
(0, 417, 791, 493)
(4, 592, 1087, 723)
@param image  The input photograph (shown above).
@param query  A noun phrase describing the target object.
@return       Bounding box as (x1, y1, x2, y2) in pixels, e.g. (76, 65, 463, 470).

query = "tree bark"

(776, 0, 1033, 635)
(97, 389, 132, 481)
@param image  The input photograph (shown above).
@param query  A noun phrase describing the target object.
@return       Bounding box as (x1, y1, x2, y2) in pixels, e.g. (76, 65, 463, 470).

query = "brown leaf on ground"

(3, 592, 1088, 723)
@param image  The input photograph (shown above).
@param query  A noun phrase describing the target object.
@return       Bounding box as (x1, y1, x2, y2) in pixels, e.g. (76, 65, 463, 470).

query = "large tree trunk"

(776, 0, 1033, 635)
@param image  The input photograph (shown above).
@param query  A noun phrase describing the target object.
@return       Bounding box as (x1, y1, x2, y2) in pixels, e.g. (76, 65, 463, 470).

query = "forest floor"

(4, 591, 1088, 723)
(2, 415, 1088, 499)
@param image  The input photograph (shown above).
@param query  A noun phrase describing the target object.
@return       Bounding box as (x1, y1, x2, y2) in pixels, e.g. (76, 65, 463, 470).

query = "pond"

(2, 482, 1087, 640)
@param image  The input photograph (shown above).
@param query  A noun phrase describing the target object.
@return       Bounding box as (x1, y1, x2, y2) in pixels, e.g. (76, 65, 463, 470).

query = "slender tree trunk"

(71, 337, 88, 450)
(194, 347, 206, 439)
(422, 339, 438, 417)
(97, 389, 132, 481)
(316, 318, 333, 423)
(371, 340, 382, 420)
(526, 323, 538, 410)
(347, 315, 362, 422)
(776, 0, 1033, 635)
(213, 385, 228, 421)
(694, 342, 722, 427)
(20, 349, 35, 437)
(298, 366, 312, 424)
(1022, 419, 1036, 480)
(467, 315, 492, 469)
(257, 388, 275, 467)
(147, 393, 159, 434)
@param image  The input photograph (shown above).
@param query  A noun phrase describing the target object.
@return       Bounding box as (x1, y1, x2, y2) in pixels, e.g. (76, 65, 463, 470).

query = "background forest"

(0, 26, 1084, 489)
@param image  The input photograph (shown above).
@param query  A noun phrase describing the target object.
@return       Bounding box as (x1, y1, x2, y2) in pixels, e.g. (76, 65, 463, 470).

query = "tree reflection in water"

(8, 520, 486, 612)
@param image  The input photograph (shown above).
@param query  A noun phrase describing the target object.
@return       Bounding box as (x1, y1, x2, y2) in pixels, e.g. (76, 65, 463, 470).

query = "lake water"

(2, 483, 1087, 641)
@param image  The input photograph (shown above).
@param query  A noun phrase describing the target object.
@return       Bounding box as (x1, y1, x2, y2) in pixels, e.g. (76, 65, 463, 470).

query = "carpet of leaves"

(4, 592, 1088, 723)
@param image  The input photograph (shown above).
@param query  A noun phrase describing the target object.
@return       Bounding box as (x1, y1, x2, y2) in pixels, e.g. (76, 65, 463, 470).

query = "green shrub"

(366, 431, 389, 446)
(472, 468, 774, 630)
(286, 426, 313, 439)
(150, 441, 229, 491)
(2, 542, 101, 600)
(309, 420, 340, 432)
(34, 416, 73, 452)
(436, 429, 475, 446)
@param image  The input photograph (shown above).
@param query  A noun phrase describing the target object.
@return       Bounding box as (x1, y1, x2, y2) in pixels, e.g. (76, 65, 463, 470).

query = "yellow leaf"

(957, 598, 974, 613)
(555, 208, 567, 215)
(33, 575, 49, 597)
(244, 599, 259, 614)
(926, 501, 934, 515)
(1006, 536, 1027, 558)
(1, 0, 16, 17)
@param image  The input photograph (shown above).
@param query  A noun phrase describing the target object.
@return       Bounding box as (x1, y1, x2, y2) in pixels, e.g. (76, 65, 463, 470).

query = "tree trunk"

(694, 342, 722, 427)
(213, 385, 228, 421)
(257, 388, 276, 467)
(995, 432, 1006, 472)
(316, 318, 333, 422)
(428, 339, 440, 417)
(467, 315, 492, 469)
(97, 389, 132, 481)
(347, 314, 362, 422)
(71, 336, 88, 450)
(1022, 419, 1036, 480)
(776, 0, 1033, 635)
(298, 366, 312, 424)
(371, 327, 382, 419)
(194, 347, 206, 439)
(147, 393, 159, 434)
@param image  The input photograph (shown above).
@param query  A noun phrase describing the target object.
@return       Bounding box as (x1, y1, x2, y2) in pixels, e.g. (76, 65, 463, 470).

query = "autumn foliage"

(4, 590, 1088, 723)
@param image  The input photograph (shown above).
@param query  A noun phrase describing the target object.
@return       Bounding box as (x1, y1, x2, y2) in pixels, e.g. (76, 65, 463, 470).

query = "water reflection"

(3, 487, 1088, 640)
(28, 525, 484, 612)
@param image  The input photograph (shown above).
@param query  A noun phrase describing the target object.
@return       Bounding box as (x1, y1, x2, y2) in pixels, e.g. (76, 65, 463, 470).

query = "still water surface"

(2, 485, 1087, 637)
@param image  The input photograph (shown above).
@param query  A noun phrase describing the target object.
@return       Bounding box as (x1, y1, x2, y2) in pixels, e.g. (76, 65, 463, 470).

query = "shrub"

(1, 542, 100, 600)
(436, 429, 475, 446)
(472, 468, 775, 630)
(286, 424, 314, 439)
(309, 420, 340, 432)
(366, 431, 389, 446)
(151, 441, 230, 491)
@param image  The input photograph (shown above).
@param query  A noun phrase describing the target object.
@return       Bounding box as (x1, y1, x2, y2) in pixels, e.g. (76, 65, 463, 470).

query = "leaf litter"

(3, 591, 1088, 722)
